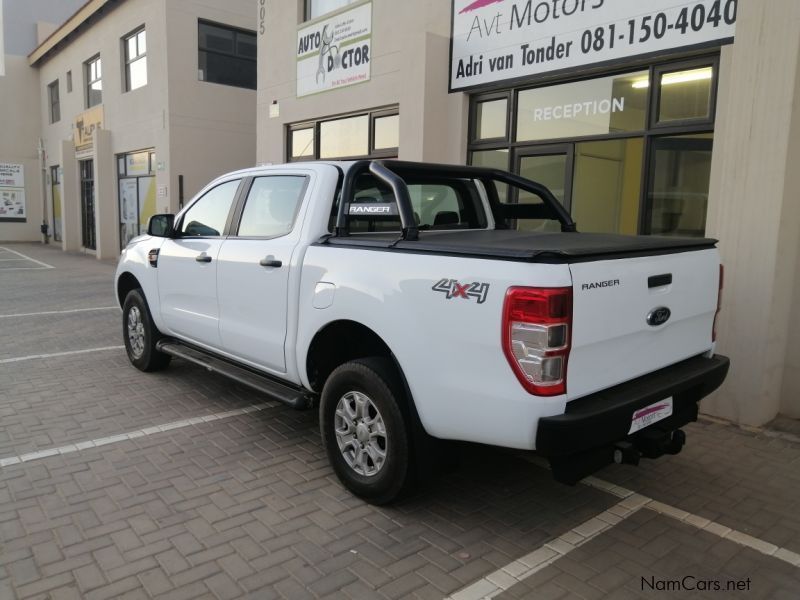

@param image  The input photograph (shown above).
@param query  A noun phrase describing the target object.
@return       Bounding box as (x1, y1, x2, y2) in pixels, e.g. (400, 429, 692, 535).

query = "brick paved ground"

(1, 242, 799, 599)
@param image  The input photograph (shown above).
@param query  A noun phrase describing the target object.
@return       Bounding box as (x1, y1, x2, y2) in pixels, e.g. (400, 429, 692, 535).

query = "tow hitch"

(614, 428, 686, 465)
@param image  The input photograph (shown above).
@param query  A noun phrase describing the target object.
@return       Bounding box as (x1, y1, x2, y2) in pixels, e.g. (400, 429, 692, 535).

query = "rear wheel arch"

(305, 320, 421, 422)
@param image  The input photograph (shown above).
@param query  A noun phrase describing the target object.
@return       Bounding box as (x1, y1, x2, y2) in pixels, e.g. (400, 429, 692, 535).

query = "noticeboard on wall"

(296, 1, 372, 98)
(450, 0, 737, 92)
(0, 163, 26, 221)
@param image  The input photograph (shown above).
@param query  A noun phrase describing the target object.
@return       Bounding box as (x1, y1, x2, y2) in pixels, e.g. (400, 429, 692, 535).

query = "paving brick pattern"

(1, 243, 799, 599)
(496, 511, 800, 600)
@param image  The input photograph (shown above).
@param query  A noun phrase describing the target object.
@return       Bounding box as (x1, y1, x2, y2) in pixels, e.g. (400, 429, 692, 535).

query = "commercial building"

(0, 0, 257, 258)
(258, 0, 800, 426)
(0, 0, 85, 243)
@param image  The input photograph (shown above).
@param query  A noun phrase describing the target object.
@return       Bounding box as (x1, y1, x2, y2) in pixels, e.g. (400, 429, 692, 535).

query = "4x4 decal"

(432, 279, 490, 304)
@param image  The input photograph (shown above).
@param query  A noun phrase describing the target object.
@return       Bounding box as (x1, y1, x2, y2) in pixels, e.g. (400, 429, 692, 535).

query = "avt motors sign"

(450, 0, 737, 91)
(297, 1, 372, 97)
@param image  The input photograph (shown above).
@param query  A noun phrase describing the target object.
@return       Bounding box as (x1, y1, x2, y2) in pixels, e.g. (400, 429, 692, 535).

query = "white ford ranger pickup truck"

(115, 160, 729, 504)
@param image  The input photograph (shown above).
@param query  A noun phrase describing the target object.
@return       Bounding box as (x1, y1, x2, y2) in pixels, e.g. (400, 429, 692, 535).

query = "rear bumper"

(536, 354, 730, 483)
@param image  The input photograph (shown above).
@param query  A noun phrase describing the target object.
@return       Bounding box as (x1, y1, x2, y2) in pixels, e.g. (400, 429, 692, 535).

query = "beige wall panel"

(0, 56, 43, 241)
(93, 129, 118, 258)
(165, 0, 257, 205)
(704, 0, 800, 424)
(59, 141, 81, 252)
(257, 0, 466, 165)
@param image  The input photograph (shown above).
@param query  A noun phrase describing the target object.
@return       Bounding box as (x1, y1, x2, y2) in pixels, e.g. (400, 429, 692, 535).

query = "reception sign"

(450, 0, 737, 91)
(297, 1, 372, 97)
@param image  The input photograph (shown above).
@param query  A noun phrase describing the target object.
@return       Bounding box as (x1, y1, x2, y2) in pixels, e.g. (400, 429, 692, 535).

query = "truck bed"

(322, 230, 717, 263)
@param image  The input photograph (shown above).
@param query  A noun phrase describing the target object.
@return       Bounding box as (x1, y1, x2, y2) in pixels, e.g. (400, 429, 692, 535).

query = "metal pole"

(38, 138, 49, 244)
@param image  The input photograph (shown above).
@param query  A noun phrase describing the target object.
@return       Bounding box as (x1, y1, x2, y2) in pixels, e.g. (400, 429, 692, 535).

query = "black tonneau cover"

(322, 230, 717, 264)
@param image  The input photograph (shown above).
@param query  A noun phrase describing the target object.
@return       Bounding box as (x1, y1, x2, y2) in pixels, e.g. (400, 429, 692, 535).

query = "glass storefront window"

(572, 139, 643, 235)
(306, 0, 358, 20)
(475, 98, 508, 140)
(289, 108, 399, 161)
(517, 71, 648, 142)
(647, 134, 713, 237)
(471, 149, 509, 202)
(519, 153, 567, 205)
(657, 66, 713, 123)
(291, 128, 315, 158)
(373, 114, 399, 150)
(320, 115, 369, 158)
(118, 149, 157, 248)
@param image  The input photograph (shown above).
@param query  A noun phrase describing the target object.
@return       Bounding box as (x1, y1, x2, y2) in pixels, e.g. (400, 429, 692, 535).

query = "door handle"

(259, 258, 282, 268)
(195, 253, 212, 263)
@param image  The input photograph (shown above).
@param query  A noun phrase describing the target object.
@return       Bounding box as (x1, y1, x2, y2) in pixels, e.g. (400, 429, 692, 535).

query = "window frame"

(228, 175, 311, 240)
(650, 56, 719, 131)
(467, 53, 720, 236)
(287, 106, 399, 162)
(123, 26, 148, 92)
(469, 90, 511, 144)
(48, 79, 60, 123)
(84, 54, 103, 108)
(304, 0, 358, 22)
(197, 19, 257, 90)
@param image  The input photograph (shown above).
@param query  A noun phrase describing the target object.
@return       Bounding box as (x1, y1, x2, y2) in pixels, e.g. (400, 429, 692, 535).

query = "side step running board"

(156, 340, 314, 410)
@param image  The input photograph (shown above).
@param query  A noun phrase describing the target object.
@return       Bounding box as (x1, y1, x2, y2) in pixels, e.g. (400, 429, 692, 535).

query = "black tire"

(320, 358, 413, 504)
(122, 289, 171, 372)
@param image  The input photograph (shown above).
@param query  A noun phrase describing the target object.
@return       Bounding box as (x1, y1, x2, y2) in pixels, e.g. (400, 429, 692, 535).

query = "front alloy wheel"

(334, 391, 388, 477)
(122, 288, 171, 372)
(127, 306, 146, 359)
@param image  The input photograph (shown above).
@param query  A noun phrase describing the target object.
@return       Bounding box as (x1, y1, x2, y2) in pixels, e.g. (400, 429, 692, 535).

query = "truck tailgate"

(567, 248, 719, 401)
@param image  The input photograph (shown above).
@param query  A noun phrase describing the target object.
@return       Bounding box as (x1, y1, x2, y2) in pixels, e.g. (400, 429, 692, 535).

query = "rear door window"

(236, 176, 307, 238)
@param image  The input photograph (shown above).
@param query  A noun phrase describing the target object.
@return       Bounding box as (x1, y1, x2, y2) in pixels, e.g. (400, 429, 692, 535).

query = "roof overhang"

(28, 0, 118, 67)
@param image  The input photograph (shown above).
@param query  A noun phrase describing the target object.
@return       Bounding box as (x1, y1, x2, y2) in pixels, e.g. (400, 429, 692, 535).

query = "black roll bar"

(334, 160, 576, 239)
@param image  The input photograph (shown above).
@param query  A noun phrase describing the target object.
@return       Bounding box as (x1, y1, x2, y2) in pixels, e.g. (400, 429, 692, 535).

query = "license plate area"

(629, 397, 673, 434)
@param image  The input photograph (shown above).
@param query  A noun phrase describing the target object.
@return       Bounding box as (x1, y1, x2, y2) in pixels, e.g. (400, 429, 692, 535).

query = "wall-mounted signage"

(73, 105, 104, 157)
(0, 163, 26, 221)
(450, 0, 737, 91)
(297, 1, 372, 98)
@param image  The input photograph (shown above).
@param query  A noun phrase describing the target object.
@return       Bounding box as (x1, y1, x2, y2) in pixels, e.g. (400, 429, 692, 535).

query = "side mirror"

(147, 214, 175, 237)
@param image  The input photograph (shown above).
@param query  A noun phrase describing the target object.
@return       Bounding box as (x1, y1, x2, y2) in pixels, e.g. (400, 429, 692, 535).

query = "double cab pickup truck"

(115, 160, 729, 504)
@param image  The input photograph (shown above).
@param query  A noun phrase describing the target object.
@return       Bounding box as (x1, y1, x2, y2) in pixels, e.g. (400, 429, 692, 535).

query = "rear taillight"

(712, 264, 724, 342)
(502, 287, 572, 396)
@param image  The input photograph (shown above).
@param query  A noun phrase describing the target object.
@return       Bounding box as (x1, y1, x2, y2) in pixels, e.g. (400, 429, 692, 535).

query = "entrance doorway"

(79, 159, 96, 250)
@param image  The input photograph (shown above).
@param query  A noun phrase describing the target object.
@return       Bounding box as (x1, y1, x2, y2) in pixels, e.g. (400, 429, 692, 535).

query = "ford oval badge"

(647, 307, 671, 327)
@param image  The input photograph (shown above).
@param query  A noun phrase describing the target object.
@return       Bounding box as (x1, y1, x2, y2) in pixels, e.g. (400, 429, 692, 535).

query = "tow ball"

(614, 428, 687, 465)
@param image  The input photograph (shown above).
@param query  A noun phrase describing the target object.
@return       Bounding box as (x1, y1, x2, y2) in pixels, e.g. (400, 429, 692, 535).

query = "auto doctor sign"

(450, 0, 737, 91)
(297, 1, 372, 97)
